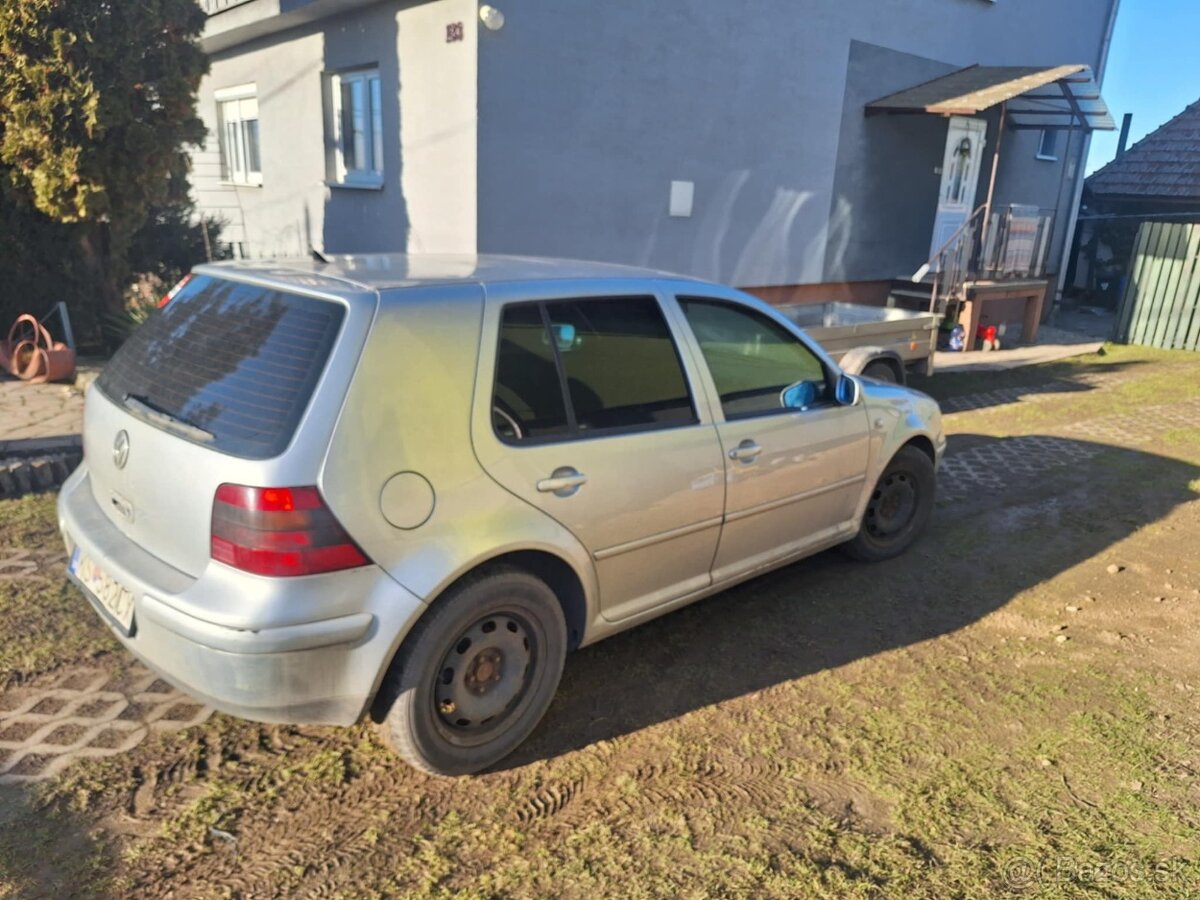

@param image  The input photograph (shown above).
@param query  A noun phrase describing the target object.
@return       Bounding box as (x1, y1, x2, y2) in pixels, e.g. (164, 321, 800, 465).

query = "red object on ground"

(976, 324, 999, 343)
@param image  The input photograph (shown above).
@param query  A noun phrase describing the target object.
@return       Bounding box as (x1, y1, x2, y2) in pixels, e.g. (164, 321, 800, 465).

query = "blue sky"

(1086, 0, 1200, 175)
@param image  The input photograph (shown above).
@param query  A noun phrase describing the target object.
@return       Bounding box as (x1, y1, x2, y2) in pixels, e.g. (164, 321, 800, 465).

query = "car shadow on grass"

(908, 356, 1149, 414)
(500, 435, 1200, 770)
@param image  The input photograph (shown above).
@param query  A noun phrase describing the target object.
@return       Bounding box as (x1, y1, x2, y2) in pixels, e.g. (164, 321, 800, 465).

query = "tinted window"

(493, 304, 571, 442)
(547, 298, 695, 433)
(492, 297, 695, 442)
(96, 275, 345, 459)
(680, 298, 829, 420)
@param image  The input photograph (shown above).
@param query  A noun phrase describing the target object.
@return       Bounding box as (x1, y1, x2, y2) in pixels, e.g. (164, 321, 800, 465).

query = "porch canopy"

(865, 64, 1115, 132)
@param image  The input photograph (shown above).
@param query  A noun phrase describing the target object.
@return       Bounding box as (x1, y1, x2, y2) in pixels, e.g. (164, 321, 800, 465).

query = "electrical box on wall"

(669, 181, 694, 217)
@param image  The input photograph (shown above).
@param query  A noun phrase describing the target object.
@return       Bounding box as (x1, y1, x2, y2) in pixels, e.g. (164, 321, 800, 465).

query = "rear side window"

(492, 297, 696, 443)
(493, 303, 571, 442)
(96, 275, 346, 459)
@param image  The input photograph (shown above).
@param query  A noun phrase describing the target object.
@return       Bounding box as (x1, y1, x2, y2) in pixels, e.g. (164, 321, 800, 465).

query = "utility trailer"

(778, 302, 939, 384)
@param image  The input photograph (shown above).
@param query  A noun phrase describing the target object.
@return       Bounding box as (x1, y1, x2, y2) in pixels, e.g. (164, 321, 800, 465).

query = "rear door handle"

(728, 439, 763, 462)
(537, 467, 588, 497)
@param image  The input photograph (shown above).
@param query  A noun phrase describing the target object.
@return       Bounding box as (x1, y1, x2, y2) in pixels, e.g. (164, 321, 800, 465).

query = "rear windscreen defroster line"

(96, 275, 346, 459)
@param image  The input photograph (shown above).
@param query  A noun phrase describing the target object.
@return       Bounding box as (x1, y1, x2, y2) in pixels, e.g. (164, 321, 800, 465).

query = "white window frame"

(215, 84, 262, 186)
(1036, 129, 1060, 162)
(329, 68, 384, 188)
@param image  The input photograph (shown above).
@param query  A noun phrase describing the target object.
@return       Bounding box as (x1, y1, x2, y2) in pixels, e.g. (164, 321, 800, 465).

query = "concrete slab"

(934, 306, 1114, 374)
(0, 377, 84, 443)
(935, 340, 1105, 374)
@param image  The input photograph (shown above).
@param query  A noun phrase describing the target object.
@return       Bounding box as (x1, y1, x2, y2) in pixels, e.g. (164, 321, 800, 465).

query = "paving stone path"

(0, 668, 212, 785)
(937, 368, 1138, 414)
(935, 391, 1200, 505)
(0, 378, 84, 442)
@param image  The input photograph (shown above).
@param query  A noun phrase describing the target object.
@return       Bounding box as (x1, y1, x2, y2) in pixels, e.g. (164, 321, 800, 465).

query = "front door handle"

(537, 466, 588, 497)
(728, 439, 763, 463)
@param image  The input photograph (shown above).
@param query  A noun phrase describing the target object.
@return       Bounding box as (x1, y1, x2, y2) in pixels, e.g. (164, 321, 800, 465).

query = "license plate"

(69, 546, 136, 633)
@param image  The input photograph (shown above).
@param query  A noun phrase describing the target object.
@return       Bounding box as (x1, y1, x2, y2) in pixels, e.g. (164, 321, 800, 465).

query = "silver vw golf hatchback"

(59, 255, 944, 775)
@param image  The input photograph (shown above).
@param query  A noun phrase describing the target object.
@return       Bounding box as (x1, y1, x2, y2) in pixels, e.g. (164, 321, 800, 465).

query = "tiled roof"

(1088, 98, 1200, 200)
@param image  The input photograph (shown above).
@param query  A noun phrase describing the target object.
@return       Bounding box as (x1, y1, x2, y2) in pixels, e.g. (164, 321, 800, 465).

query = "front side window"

(492, 297, 696, 443)
(216, 85, 261, 185)
(680, 298, 830, 420)
(330, 69, 383, 186)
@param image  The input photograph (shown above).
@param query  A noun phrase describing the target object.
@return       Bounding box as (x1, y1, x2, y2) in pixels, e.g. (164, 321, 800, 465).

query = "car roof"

(194, 254, 705, 293)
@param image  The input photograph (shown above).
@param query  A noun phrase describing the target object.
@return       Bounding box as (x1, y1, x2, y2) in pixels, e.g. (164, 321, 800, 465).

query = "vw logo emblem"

(113, 430, 130, 469)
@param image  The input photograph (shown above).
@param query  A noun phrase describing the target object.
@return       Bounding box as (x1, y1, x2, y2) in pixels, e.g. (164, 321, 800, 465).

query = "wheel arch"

(839, 347, 905, 383)
(901, 434, 936, 465)
(368, 545, 591, 722)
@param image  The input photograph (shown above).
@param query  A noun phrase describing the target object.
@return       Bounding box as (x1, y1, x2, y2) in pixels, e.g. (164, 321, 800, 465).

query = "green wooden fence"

(1116, 221, 1200, 351)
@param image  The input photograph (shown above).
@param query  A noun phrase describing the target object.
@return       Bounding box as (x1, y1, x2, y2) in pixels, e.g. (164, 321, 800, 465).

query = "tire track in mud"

(120, 728, 464, 898)
(513, 754, 800, 834)
(124, 739, 829, 896)
(516, 775, 586, 825)
(503, 749, 894, 867)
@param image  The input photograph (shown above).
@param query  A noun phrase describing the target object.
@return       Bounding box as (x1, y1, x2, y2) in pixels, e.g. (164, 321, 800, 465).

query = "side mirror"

(545, 322, 577, 352)
(836, 373, 861, 407)
(780, 380, 818, 410)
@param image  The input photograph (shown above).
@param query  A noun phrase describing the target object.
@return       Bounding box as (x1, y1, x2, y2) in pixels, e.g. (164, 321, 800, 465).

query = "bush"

(0, 0, 209, 353)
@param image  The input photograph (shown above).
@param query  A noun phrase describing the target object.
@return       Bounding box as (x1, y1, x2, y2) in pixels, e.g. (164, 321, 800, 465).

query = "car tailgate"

(85, 274, 373, 578)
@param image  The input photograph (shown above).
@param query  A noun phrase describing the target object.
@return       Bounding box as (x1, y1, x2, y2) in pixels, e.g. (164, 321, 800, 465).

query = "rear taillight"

(158, 273, 193, 308)
(211, 484, 369, 577)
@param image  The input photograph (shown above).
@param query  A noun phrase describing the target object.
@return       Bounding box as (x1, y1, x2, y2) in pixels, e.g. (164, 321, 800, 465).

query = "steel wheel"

(379, 567, 567, 776)
(862, 361, 899, 384)
(865, 471, 918, 538)
(842, 445, 935, 563)
(433, 613, 535, 741)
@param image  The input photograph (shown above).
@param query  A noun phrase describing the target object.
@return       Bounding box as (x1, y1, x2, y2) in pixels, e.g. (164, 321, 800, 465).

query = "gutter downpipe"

(1052, 0, 1121, 310)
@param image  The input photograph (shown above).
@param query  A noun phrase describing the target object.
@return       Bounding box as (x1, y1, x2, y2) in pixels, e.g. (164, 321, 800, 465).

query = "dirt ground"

(2, 345, 1200, 898)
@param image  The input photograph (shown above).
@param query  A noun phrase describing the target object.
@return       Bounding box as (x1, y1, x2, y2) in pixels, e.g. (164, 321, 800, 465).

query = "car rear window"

(96, 275, 346, 459)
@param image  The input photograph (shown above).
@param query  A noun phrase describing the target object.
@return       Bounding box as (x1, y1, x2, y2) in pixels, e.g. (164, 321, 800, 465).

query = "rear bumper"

(57, 466, 425, 726)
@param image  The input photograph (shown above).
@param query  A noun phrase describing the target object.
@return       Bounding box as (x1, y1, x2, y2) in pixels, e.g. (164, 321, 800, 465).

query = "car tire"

(862, 361, 899, 384)
(379, 566, 567, 776)
(842, 446, 935, 563)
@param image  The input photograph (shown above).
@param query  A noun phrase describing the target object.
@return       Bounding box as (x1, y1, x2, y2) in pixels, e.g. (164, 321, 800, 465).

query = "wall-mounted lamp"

(479, 5, 505, 30)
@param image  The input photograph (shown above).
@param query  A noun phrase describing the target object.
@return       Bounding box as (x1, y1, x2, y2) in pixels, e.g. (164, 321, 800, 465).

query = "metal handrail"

(912, 204, 989, 284)
(911, 204, 1056, 315)
(911, 205, 988, 315)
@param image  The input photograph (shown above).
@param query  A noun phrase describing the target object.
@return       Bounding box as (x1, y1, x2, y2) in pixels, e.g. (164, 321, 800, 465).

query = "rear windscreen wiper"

(123, 393, 215, 443)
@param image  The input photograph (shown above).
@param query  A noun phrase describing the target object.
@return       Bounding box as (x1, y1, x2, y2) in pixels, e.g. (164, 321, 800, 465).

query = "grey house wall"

(476, 0, 1117, 288)
(825, 42, 957, 283)
(193, 0, 1116, 288)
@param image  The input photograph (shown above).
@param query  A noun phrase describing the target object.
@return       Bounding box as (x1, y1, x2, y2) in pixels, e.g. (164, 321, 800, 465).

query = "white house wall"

(395, 0, 477, 254)
(192, 0, 477, 258)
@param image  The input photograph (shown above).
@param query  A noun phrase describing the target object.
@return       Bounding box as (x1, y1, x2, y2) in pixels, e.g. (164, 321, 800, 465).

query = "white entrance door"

(930, 116, 988, 262)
